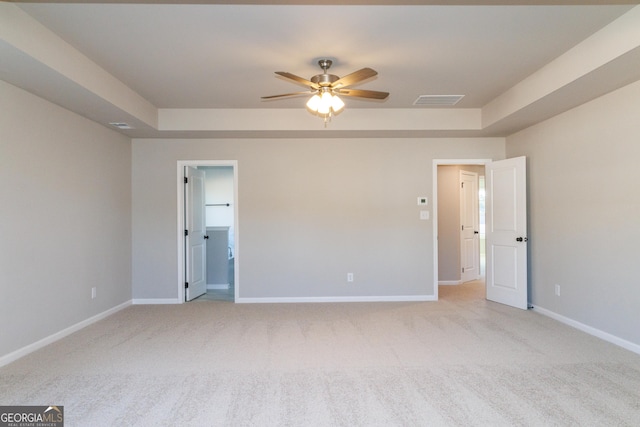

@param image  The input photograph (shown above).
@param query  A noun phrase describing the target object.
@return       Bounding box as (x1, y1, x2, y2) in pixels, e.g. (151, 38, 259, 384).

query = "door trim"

(177, 160, 239, 304)
(432, 159, 492, 300)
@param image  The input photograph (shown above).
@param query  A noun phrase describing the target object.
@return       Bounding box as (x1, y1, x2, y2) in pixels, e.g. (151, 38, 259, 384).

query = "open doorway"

(433, 159, 490, 300)
(199, 166, 235, 302)
(177, 161, 238, 304)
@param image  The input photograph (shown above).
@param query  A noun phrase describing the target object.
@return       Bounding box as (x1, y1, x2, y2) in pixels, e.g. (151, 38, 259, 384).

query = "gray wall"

(132, 138, 505, 300)
(0, 80, 132, 358)
(507, 79, 640, 346)
(437, 165, 462, 282)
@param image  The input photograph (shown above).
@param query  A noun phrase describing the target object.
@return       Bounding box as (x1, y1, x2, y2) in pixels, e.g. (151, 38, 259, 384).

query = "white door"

(460, 170, 479, 283)
(485, 157, 528, 310)
(185, 167, 207, 301)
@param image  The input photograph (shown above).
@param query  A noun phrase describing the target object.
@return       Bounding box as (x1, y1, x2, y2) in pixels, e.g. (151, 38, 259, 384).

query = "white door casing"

(460, 170, 479, 283)
(185, 166, 207, 301)
(485, 156, 528, 310)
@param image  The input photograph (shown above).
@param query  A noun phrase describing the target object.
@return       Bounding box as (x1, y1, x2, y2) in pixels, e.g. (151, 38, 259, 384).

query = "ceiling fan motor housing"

(311, 59, 339, 88)
(311, 73, 339, 87)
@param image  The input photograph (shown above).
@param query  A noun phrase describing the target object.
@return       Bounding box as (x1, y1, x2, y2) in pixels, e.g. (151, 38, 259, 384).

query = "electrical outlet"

(347, 273, 354, 282)
(91, 287, 97, 299)
(554, 284, 560, 296)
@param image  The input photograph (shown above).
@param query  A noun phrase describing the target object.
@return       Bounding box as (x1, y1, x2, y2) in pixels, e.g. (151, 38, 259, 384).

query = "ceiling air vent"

(109, 122, 133, 129)
(413, 95, 464, 107)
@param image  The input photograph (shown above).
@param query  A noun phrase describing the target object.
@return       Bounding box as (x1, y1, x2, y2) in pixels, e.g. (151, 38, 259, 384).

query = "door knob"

(516, 237, 528, 242)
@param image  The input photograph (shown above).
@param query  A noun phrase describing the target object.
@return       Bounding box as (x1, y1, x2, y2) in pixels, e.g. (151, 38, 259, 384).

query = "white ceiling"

(2, 1, 640, 138)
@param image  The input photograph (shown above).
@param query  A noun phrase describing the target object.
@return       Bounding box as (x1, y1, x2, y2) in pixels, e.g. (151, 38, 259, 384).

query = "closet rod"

(206, 203, 231, 207)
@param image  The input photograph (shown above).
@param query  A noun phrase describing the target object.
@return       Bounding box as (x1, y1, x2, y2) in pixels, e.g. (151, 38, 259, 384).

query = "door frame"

(177, 160, 239, 303)
(432, 159, 491, 300)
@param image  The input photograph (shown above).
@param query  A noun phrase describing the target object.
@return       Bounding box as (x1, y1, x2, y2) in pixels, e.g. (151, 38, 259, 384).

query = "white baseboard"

(207, 284, 230, 290)
(533, 305, 640, 356)
(131, 298, 181, 305)
(0, 300, 131, 368)
(236, 295, 437, 304)
(438, 280, 462, 286)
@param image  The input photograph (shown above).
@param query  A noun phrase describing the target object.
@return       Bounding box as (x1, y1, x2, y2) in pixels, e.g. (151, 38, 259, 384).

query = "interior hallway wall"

(132, 138, 504, 301)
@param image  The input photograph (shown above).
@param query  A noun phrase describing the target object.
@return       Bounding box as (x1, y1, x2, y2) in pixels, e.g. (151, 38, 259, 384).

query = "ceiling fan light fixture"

(307, 90, 344, 116)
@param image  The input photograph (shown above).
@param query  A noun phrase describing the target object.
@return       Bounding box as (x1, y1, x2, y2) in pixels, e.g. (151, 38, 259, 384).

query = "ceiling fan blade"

(335, 88, 389, 100)
(275, 72, 320, 90)
(261, 91, 315, 100)
(331, 68, 378, 89)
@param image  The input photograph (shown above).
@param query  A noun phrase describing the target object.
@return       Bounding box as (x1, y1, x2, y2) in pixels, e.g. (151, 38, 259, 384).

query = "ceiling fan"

(262, 59, 389, 123)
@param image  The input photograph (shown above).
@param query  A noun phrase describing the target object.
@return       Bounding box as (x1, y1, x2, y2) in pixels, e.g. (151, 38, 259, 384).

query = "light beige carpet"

(1, 281, 640, 426)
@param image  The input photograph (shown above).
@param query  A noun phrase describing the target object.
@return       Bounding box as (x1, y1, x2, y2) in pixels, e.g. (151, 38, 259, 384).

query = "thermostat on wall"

(417, 197, 428, 206)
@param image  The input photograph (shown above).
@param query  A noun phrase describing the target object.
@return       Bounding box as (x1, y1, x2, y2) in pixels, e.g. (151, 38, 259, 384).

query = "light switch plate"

(417, 197, 428, 206)
(420, 210, 429, 220)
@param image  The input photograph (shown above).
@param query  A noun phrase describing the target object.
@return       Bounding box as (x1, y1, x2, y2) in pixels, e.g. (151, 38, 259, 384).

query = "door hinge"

(184, 177, 188, 184)
(185, 229, 188, 236)
(461, 182, 464, 188)
(185, 282, 189, 289)
(462, 267, 465, 273)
